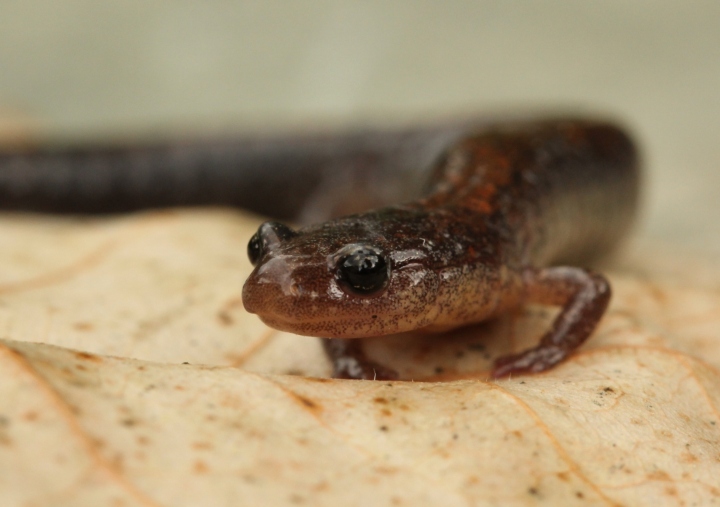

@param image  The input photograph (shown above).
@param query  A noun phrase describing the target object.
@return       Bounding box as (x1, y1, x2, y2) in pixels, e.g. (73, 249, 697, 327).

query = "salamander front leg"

(492, 267, 611, 378)
(322, 338, 399, 380)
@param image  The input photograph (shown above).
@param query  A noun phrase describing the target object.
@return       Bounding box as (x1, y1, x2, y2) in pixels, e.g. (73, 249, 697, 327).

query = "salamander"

(242, 118, 640, 380)
(0, 117, 640, 380)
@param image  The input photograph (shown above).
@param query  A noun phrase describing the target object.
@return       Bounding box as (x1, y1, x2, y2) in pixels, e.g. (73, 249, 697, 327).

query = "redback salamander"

(242, 119, 640, 380)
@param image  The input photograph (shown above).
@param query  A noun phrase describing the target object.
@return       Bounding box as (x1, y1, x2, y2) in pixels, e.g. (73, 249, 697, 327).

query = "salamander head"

(242, 210, 444, 338)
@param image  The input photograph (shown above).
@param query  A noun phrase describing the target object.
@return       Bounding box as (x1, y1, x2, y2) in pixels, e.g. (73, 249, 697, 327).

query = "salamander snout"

(247, 221, 297, 266)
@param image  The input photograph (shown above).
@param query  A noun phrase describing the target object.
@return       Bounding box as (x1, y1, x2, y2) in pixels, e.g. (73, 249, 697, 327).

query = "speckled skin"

(242, 119, 640, 379)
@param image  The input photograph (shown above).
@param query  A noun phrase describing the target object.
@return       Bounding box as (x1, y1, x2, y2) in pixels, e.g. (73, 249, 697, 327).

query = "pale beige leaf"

(0, 210, 719, 507)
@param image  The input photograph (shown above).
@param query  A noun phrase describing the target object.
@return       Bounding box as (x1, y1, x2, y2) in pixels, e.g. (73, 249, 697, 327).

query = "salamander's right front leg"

(322, 338, 399, 380)
(492, 267, 611, 378)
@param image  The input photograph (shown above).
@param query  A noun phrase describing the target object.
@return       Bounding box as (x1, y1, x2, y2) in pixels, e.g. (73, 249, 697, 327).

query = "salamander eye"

(247, 221, 297, 266)
(336, 246, 389, 295)
(247, 232, 263, 266)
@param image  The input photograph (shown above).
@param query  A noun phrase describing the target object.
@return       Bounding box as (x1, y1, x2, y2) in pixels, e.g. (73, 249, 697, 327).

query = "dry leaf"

(0, 209, 719, 507)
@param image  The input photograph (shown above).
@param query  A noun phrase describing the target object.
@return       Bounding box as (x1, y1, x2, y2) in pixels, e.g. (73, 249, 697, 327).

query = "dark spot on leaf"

(73, 322, 94, 331)
(194, 460, 209, 474)
(292, 393, 321, 412)
(217, 310, 234, 326)
(74, 351, 101, 362)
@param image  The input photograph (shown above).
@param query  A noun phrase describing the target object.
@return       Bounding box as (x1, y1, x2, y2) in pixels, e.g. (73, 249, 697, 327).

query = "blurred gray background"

(0, 1, 718, 252)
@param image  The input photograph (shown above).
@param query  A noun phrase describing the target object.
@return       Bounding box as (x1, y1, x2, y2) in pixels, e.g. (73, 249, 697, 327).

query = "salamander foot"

(322, 338, 399, 380)
(492, 267, 611, 379)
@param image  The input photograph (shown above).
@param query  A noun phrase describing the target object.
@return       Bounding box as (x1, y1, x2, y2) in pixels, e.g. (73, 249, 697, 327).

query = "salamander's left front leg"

(322, 338, 399, 380)
(492, 267, 611, 378)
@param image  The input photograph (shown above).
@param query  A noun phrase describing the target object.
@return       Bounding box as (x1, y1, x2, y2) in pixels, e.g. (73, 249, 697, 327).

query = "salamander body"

(0, 116, 640, 380)
(242, 119, 640, 379)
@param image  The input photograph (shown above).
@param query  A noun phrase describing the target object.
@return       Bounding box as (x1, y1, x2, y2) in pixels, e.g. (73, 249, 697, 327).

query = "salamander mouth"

(250, 307, 426, 339)
(252, 312, 381, 338)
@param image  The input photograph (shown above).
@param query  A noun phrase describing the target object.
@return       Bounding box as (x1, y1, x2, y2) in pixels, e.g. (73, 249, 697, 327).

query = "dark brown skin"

(242, 119, 640, 380)
(0, 122, 476, 221)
